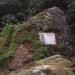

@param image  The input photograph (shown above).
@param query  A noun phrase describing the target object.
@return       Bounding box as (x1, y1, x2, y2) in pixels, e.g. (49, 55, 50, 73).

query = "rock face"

(8, 43, 33, 70)
(30, 55, 71, 75)
(30, 65, 55, 75)
(13, 7, 72, 57)
(36, 55, 71, 70)
(28, 7, 72, 56)
(8, 55, 72, 75)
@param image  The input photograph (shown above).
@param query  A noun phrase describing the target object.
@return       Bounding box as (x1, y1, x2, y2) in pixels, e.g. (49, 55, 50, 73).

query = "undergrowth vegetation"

(0, 23, 49, 65)
(0, 23, 14, 65)
(10, 29, 49, 60)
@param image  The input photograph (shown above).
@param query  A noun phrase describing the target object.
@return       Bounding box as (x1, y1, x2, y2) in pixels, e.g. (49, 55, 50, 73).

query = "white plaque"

(39, 32, 56, 45)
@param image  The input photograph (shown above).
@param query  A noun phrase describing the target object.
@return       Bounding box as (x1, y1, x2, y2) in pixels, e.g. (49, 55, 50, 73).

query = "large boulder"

(36, 55, 71, 71)
(14, 7, 72, 56)
(30, 7, 72, 51)
(7, 55, 73, 75)
(8, 7, 72, 70)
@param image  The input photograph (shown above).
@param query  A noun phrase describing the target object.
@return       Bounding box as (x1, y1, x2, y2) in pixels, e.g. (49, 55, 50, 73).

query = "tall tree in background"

(0, 0, 23, 15)
(67, 0, 75, 18)
(0, 0, 68, 24)
(21, 0, 50, 17)
(67, 0, 75, 31)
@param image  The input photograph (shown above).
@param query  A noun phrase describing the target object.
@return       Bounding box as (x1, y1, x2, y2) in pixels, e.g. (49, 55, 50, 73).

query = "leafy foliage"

(0, 0, 67, 25)
(33, 42, 49, 60)
(66, 0, 75, 31)
(0, 22, 50, 65)
(0, 23, 14, 65)
(9, 30, 49, 60)
(67, 0, 75, 18)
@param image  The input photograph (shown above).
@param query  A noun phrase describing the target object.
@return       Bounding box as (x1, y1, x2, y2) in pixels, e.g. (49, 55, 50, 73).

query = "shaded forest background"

(0, 0, 75, 31)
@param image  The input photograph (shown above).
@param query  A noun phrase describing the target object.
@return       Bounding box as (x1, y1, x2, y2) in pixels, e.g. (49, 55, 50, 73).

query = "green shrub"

(0, 23, 49, 65)
(0, 23, 14, 65)
(67, 0, 75, 18)
(10, 30, 49, 60)
(33, 43, 49, 60)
